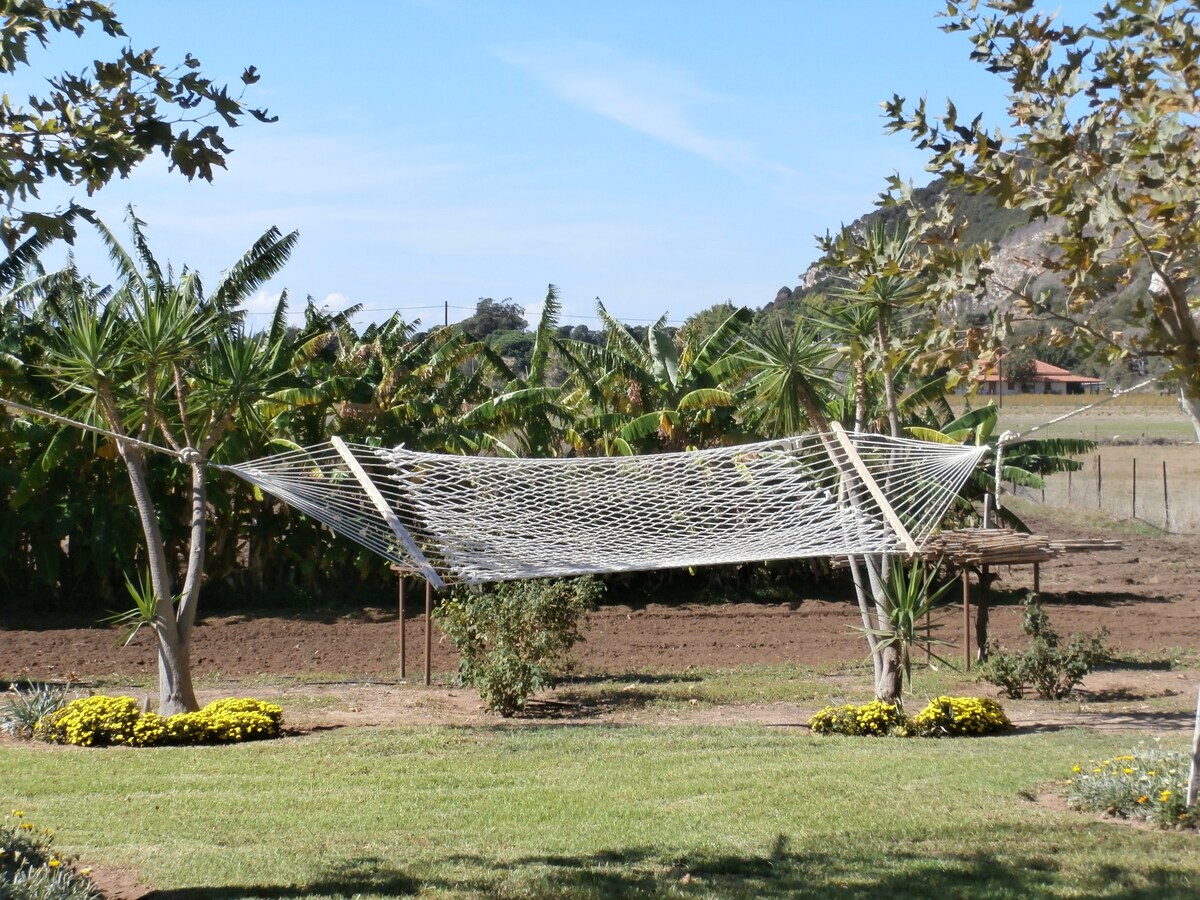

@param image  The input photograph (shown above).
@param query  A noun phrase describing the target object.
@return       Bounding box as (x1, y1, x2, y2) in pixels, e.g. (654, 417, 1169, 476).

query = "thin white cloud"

(494, 43, 793, 180)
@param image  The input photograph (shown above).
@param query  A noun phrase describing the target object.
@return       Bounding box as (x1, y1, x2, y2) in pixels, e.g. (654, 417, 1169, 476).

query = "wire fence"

(1013, 448, 1199, 534)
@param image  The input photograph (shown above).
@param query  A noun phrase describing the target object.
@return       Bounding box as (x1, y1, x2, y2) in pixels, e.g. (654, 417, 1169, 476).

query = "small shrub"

(909, 696, 1011, 736)
(34, 696, 283, 747)
(435, 576, 603, 716)
(980, 595, 1108, 699)
(34, 696, 143, 747)
(165, 698, 283, 743)
(810, 697, 1009, 737)
(1065, 747, 1198, 829)
(2, 811, 100, 900)
(809, 699, 905, 736)
(1, 683, 69, 739)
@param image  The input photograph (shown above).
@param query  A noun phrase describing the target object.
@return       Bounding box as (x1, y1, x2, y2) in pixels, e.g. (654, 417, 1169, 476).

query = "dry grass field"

(979, 390, 1195, 443)
(955, 391, 1199, 532)
(1017, 443, 1200, 533)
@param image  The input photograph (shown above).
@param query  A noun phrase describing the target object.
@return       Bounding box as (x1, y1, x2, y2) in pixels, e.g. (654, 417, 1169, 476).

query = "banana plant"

(556, 301, 754, 454)
(908, 402, 1095, 531)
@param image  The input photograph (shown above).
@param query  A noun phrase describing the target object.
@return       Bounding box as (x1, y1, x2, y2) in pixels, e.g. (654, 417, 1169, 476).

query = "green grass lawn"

(5, 724, 1198, 898)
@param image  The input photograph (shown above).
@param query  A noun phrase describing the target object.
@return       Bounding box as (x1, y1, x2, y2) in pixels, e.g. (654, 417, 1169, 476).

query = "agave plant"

(857, 559, 958, 698)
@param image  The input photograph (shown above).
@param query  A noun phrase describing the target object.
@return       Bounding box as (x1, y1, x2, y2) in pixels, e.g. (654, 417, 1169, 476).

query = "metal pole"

(424, 580, 434, 686)
(1132, 457, 1137, 519)
(1033, 562, 1040, 599)
(1097, 454, 1103, 510)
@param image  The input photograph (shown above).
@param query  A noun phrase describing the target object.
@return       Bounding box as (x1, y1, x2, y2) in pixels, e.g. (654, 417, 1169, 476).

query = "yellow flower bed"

(809, 696, 1010, 737)
(909, 696, 1011, 737)
(34, 696, 283, 747)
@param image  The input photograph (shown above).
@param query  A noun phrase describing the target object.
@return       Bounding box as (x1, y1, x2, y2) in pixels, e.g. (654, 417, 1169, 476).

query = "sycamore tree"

(884, 0, 1200, 439)
(0, 0, 274, 275)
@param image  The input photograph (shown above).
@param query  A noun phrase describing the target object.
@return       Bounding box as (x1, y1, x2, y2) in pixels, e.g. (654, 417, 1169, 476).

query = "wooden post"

(398, 572, 406, 679)
(1097, 454, 1102, 510)
(1188, 678, 1200, 807)
(961, 568, 971, 673)
(424, 580, 434, 686)
(1132, 457, 1137, 520)
(976, 565, 990, 663)
(1164, 461, 1171, 532)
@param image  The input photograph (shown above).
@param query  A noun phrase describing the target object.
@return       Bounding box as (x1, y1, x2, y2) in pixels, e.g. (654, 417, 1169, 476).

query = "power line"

(242, 303, 691, 326)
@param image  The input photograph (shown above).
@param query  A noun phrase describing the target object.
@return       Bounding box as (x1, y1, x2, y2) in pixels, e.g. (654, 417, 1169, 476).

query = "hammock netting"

(222, 430, 989, 587)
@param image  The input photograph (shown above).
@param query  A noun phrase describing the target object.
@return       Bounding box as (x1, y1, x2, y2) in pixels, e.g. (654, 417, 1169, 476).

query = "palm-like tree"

(455, 285, 578, 458)
(18, 209, 297, 714)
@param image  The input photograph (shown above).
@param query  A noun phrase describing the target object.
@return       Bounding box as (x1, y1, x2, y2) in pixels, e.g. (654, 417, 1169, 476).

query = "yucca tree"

(791, 202, 983, 702)
(14, 209, 298, 714)
(734, 317, 839, 438)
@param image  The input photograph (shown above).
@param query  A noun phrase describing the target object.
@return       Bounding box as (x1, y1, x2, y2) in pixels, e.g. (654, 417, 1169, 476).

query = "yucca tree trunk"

(117, 442, 199, 715)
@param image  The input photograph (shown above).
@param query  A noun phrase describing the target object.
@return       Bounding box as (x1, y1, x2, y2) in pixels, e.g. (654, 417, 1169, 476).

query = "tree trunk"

(847, 555, 882, 686)
(117, 443, 199, 715)
(876, 317, 901, 439)
(874, 643, 904, 703)
(1180, 387, 1200, 442)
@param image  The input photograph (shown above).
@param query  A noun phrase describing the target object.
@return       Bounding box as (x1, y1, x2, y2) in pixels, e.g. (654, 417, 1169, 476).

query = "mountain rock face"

(775, 180, 1059, 318)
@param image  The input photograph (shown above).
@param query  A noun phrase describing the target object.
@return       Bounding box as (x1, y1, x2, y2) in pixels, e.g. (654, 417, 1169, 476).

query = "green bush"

(34, 696, 283, 747)
(981, 595, 1108, 699)
(2, 811, 100, 900)
(1065, 747, 1197, 829)
(809, 696, 1010, 737)
(435, 576, 603, 716)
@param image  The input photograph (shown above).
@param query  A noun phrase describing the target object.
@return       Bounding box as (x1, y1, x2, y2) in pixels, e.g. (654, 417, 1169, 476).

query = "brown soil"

(4, 511, 1197, 686)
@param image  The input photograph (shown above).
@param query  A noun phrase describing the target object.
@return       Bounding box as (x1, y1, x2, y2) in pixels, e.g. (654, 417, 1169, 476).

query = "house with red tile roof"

(979, 358, 1105, 396)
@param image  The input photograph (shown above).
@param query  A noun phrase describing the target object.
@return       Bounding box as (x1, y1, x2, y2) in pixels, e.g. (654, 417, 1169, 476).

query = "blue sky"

(20, 1, 1090, 330)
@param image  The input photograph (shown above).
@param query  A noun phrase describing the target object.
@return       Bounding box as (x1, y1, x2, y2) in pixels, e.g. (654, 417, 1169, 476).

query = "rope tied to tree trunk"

(0, 395, 185, 461)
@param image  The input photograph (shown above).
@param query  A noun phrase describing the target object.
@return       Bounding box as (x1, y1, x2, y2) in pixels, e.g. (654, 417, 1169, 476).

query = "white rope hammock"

(222, 426, 989, 588)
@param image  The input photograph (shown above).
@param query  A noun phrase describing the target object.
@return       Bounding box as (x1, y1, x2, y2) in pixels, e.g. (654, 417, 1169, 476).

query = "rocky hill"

(770, 178, 1058, 320)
